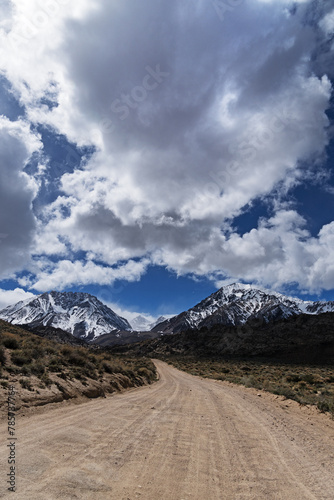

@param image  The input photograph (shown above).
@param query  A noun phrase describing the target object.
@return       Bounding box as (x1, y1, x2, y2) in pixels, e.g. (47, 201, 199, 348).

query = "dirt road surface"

(1, 360, 334, 499)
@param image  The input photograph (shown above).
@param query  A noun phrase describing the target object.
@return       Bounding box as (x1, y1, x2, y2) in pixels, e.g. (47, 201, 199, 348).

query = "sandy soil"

(1, 360, 334, 499)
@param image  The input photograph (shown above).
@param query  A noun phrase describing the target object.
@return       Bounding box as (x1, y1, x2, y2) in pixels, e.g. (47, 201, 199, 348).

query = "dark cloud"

(0, 120, 40, 276)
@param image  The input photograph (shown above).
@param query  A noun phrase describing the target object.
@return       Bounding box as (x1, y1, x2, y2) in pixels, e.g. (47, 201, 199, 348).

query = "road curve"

(1, 360, 334, 499)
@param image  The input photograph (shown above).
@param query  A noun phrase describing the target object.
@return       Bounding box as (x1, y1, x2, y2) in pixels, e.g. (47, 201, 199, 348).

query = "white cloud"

(0, 288, 36, 310)
(0, 0, 333, 294)
(0, 0, 14, 33)
(31, 258, 150, 292)
(320, 9, 334, 35)
(175, 211, 334, 294)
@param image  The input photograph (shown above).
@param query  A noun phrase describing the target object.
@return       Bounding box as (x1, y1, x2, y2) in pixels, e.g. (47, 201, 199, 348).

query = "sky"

(0, 0, 334, 324)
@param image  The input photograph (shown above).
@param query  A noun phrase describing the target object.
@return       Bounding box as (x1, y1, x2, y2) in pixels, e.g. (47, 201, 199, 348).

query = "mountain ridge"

(0, 291, 131, 340)
(130, 315, 168, 332)
(112, 311, 334, 364)
(152, 283, 334, 334)
(1, 283, 334, 345)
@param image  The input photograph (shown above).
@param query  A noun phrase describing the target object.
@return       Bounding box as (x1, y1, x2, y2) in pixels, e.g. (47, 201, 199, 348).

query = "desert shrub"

(62, 348, 88, 367)
(317, 400, 330, 413)
(5, 365, 19, 374)
(45, 346, 57, 355)
(102, 362, 115, 374)
(20, 338, 45, 358)
(301, 373, 315, 384)
(2, 337, 19, 350)
(0, 346, 6, 365)
(123, 368, 137, 380)
(31, 347, 45, 359)
(60, 346, 72, 356)
(20, 365, 31, 376)
(40, 373, 52, 387)
(30, 363, 45, 377)
(85, 361, 97, 372)
(19, 378, 33, 391)
(11, 350, 33, 366)
(241, 375, 257, 388)
(68, 353, 87, 367)
(320, 388, 331, 396)
(137, 367, 153, 379)
(88, 354, 100, 365)
(286, 373, 301, 383)
(70, 369, 85, 381)
(48, 357, 62, 371)
(81, 362, 98, 379)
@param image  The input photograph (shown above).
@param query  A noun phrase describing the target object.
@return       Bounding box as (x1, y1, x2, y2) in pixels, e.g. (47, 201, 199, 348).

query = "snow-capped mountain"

(2, 284, 334, 344)
(0, 291, 131, 340)
(152, 283, 334, 334)
(130, 315, 167, 331)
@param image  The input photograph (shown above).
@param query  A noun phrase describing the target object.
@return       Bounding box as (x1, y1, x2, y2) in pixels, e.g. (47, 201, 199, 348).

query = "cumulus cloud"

(0, 0, 333, 294)
(320, 9, 334, 35)
(0, 288, 36, 310)
(201, 211, 334, 294)
(0, 0, 14, 33)
(31, 258, 150, 292)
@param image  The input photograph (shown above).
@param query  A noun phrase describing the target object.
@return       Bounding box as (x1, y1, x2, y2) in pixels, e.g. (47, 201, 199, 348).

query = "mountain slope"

(114, 312, 334, 364)
(152, 283, 334, 334)
(2, 283, 334, 345)
(130, 315, 167, 332)
(0, 291, 131, 340)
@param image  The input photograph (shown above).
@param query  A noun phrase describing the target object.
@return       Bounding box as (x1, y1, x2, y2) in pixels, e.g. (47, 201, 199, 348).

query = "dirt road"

(1, 360, 334, 499)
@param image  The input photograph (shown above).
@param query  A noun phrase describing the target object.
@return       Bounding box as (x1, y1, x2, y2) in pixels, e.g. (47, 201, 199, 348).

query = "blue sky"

(0, 0, 334, 323)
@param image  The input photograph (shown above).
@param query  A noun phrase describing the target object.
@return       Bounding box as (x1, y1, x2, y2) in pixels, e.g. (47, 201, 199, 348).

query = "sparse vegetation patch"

(0, 320, 157, 413)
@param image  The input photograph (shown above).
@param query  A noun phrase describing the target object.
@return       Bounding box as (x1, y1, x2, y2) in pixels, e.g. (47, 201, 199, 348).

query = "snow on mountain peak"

(130, 314, 168, 331)
(153, 283, 334, 334)
(2, 285, 334, 342)
(0, 291, 131, 340)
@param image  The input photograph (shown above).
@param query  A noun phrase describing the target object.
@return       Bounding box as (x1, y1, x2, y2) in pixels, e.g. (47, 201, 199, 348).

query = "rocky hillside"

(0, 291, 131, 341)
(152, 283, 334, 334)
(114, 312, 334, 364)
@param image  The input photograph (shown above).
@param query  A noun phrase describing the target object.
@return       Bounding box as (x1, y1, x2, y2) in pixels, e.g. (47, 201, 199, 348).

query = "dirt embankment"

(1, 360, 334, 499)
(0, 320, 157, 419)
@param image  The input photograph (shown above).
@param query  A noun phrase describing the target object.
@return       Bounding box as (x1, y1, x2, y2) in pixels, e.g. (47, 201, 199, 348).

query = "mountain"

(130, 315, 167, 332)
(152, 283, 334, 334)
(20, 324, 88, 346)
(2, 283, 334, 346)
(113, 312, 334, 364)
(0, 291, 131, 341)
